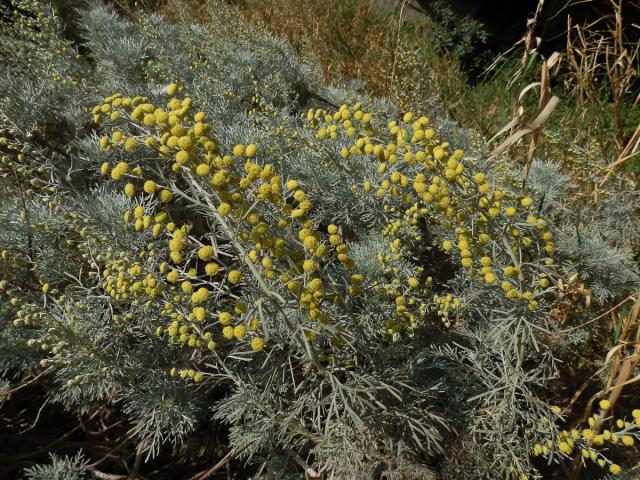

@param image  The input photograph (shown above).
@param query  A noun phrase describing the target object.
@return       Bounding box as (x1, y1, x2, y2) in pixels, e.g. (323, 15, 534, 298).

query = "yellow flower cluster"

(92, 91, 374, 375)
(100, 253, 162, 304)
(304, 102, 556, 334)
(532, 403, 640, 476)
(432, 294, 461, 326)
(90, 89, 560, 379)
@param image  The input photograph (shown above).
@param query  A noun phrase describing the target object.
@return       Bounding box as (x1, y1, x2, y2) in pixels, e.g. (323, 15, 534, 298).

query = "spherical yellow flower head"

(193, 307, 206, 322)
(259, 256, 271, 268)
(133, 205, 145, 219)
(228, 270, 242, 284)
(222, 326, 234, 339)
(217, 203, 231, 216)
(557, 442, 572, 454)
(177, 136, 192, 150)
(245, 317, 259, 331)
(211, 170, 228, 187)
(286, 179, 299, 191)
(232, 144, 245, 157)
(484, 272, 497, 284)
(111, 129, 123, 143)
(621, 435, 634, 446)
(175, 150, 189, 165)
(124, 138, 138, 151)
(166, 270, 179, 283)
(171, 256, 186, 270)
(329, 234, 341, 246)
(407, 277, 419, 288)
(111, 162, 128, 181)
(219, 311, 233, 325)
(598, 399, 611, 411)
(233, 325, 246, 339)
(245, 143, 257, 158)
(609, 464, 622, 475)
(158, 189, 173, 203)
(302, 259, 316, 273)
(124, 183, 135, 197)
(166, 83, 178, 96)
(205, 262, 220, 276)
(303, 235, 318, 251)
(195, 163, 210, 177)
(154, 109, 169, 123)
(250, 337, 265, 351)
(181, 281, 193, 293)
(472, 172, 486, 184)
(143, 113, 155, 126)
(143, 180, 156, 194)
(191, 287, 209, 305)
(307, 278, 322, 293)
(479, 256, 492, 267)
(198, 245, 215, 261)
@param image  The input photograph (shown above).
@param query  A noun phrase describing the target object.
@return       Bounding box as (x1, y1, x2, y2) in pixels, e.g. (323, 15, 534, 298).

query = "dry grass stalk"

(487, 52, 560, 187)
(568, 294, 639, 480)
(563, 0, 640, 161)
(601, 296, 640, 410)
(600, 122, 640, 186)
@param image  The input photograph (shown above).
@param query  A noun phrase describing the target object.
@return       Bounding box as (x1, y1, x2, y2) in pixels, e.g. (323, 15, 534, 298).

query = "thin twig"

(189, 447, 244, 480)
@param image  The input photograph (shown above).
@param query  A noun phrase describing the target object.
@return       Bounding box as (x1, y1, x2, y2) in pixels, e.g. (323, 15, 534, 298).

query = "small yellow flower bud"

(143, 180, 156, 193)
(232, 144, 245, 156)
(251, 337, 265, 351)
(228, 270, 242, 284)
(198, 245, 215, 261)
(245, 144, 257, 157)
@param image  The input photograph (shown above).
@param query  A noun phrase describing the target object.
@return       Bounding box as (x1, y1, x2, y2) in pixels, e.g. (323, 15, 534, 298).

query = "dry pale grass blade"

(602, 295, 640, 407)
(522, 51, 560, 184)
(576, 294, 640, 423)
(600, 122, 640, 185)
(487, 92, 559, 161)
(487, 81, 541, 145)
(557, 294, 635, 335)
(568, 295, 640, 479)
(487, 49, 560, 175)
